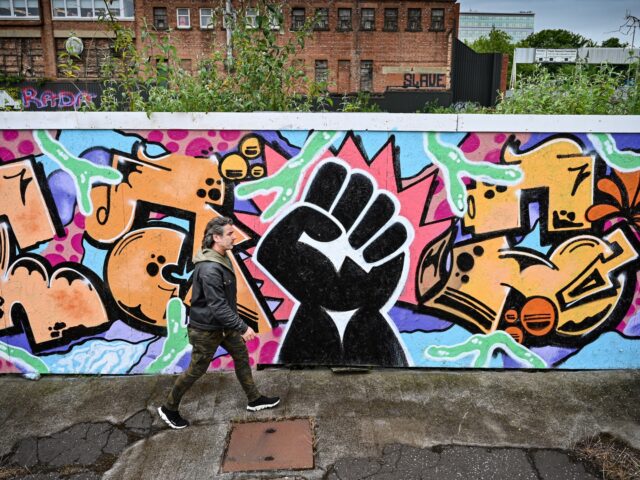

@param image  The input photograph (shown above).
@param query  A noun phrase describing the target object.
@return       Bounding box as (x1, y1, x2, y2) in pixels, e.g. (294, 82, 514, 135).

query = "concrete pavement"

(0, 368, 639, 479)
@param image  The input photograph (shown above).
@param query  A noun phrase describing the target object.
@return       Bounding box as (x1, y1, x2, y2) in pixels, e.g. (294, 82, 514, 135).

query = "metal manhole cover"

(222, 418, 314, 472)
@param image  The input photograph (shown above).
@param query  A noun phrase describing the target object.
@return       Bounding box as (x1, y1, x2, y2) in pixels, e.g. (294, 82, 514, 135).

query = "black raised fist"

(256, 160, 411, 366)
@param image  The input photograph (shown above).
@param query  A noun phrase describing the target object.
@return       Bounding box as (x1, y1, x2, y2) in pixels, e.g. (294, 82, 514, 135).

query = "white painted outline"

(1, 112, 639, 133)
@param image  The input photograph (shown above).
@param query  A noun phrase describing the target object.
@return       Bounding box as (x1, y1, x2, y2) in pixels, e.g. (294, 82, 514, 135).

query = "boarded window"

(360, 60, 373, 92)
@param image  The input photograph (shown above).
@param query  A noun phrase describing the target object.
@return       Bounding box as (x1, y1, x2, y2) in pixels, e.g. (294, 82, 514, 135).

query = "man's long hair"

(202, 216, 234, 249)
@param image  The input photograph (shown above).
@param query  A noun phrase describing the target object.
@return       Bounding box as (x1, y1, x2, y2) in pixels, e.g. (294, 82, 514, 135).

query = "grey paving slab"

(532, 450, 599, 480)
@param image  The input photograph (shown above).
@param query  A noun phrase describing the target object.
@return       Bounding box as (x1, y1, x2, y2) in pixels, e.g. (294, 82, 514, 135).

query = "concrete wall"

(0, 112, 639, 374)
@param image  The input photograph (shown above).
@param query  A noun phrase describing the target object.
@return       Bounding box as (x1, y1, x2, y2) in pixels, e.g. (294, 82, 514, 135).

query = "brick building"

(0, 0, 459, 96)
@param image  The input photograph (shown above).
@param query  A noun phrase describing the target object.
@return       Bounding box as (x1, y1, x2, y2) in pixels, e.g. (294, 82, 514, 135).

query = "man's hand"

(242, 326, 257, 342)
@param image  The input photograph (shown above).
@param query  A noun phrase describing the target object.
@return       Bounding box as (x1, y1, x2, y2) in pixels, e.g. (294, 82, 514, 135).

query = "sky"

(458, 0, 639, 45)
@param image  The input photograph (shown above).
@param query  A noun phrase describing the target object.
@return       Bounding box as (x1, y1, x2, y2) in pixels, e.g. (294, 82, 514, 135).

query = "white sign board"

(535, 48, 578, 63)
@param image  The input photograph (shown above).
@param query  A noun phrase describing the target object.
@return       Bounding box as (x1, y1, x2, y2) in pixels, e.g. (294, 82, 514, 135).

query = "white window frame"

(199, 7, 213, 29)
(267, 6, 281, 30)
(0, 0, 40, 18)
(50, 0, 133, 19)
(245, 7, 257, 29)
(176, 8, 191, 29)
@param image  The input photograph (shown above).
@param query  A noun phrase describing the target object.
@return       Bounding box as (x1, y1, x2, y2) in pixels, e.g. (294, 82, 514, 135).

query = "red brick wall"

(0, 0, 458, 93)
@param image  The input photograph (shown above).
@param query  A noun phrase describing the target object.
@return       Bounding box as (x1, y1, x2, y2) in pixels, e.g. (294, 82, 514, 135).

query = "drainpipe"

(225, 0, 233, 70)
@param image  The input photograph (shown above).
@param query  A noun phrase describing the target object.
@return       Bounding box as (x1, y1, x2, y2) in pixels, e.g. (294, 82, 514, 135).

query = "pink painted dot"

(212, 357, 221, 368)
(64, 227, 69, 236)
(246, 337, 260, 352)
(74, 214, 86, 229)
(217, 142, 228, 152)
(249, 357, 255, 367)
(485, 149, 501, 163)
(494, 133, 507, 143)
(18, 140, 34, 155)
(45, 253, 66, 267)
(185, 138, 213, 157)
(220, 130, 240, 141)
(461, 133, 480, 153)
(70, 255, 79, 262)
(435, 200, 454, 219)
(207, 130, 217, 137)
(55, 244, 64, 252)
(0, 148, 15, 162)
(166, 142, 179, 153)
(272, 327, 283, 337)
(71, 233, 84, 253)
(227, 360, 235, 369)
(259, 341, 279, 363)
(2, 130, 19, 141)
(148, 130, 163, 142)
(168, 129, 189, 140)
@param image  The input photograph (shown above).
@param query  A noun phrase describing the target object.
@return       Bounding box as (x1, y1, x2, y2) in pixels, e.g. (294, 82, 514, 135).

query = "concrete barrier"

(0, 113, 639, 373)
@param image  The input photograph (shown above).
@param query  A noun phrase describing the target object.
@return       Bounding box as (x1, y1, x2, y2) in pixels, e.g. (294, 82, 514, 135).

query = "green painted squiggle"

(33, 130, 123, 215)
(424, 330, 546, 368)
(235, 130, 340, 221)
(0, 341, 49, 374)
(145, 297, 189, 374)
(423, 132, 523, 217)
(588, 133, 640, 172)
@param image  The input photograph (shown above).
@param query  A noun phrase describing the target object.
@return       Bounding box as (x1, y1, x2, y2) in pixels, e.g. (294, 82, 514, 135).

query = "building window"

(315, 60, 328, 83)
(51, 0, 132, 18)
(360, 8, 375, 31)
(337, 8, 351, 31)
(267, 6, 281, 30)
(153, 7, 168, 29)
(383, 8, 398, 31)
(245, 7, 257, 28)
(430, 8, 444, 31)
(177, 8, 190, 29)
(200, 8, 213, 29)
(0, 0, 40, 17)
(360, 60, 373, 91)
(314, 7, 329, 31)
(407, 8, 421, 31)
(291, 7, 305, 31)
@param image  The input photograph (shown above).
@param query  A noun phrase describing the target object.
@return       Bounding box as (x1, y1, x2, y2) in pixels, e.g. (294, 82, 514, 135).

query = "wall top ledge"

(0, 112, 638, 133)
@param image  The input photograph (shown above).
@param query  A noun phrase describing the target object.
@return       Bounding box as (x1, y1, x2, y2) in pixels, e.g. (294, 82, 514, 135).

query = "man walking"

(158, 216, 280, 429)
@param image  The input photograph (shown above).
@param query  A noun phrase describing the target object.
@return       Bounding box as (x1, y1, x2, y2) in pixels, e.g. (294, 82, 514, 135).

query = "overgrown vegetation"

(62, 0, 376, 113)
(574, 433, 640, 480)
(432, 27, 640, 115)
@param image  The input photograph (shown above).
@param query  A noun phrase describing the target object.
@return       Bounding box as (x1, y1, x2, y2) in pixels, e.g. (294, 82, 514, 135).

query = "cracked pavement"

(0, 369, 638, 479)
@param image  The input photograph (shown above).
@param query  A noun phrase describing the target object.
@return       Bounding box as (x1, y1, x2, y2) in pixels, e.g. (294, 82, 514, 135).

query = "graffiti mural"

(1, 125, 639, 374)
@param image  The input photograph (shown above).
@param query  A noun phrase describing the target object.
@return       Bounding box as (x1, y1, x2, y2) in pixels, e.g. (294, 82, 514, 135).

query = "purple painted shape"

(47, 148, 113, 225)
(454, 221, 472, 244)
(1, 332, 32, 351)
(103, 320, 155, 342)
(176, 352, 191, 370)
(266, 299, 282, 313)
(234, 197, 261, 215)
(530, 345, 577, 366)
(621, 314, 640, 337)
(257, 131, 301, 157)
(389, 305, 452, 333)
(48, 170, 77, 225)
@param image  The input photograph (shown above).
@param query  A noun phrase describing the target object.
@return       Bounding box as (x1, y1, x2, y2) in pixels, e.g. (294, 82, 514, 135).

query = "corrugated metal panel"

(453, 40, 502, 106)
